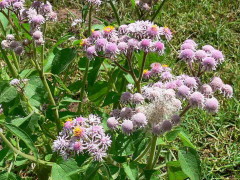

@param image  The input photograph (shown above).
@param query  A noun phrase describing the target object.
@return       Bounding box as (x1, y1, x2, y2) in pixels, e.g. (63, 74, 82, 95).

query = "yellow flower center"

(143, 69, 149, 74)
(73, 126, 84, 137)
(162, 64, 168, 68)
(103, 26, 114, 32)
(151, 25, 159, 32)
(80, 39, 87, 46)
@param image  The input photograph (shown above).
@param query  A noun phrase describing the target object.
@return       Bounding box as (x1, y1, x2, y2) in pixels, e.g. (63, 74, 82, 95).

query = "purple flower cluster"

(53, 115, 111, 161)
(0, 1, 57, 46)
(10, 78, 29, 92)
(179, 39, 225, 71)
(142, 62, 233, 113)
(82, 21, 172, 59)
(1, 34, 25, 55)
(107, 88, 181, 136)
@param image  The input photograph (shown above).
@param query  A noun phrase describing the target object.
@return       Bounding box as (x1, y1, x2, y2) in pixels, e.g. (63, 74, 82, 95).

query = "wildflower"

(161, 71, 172, 81)
(86, 46, 97, 59)
(132, 93, 144, 104)
(105, 42, 119, 57)
(171, 114, 180, 125)
(179, 49, 195, 62)
(121, 120, 134, 134)
(211, 50, 224, 63)
(177, 85, 190, 98)
(6, 34, 15, 41)
(202, 57, 217, 71)
(32, 30, 43, 40)
(1, 40, 10, 49)
(181, 43, 195, 50)
(107, 117, 118, 130)
(195, 50, 207, 61)
(131, 113, 147, 128)
(184, 77, 197, 89)
(221, 84, 233, 98)
(95, 38, 108, 52)
(139, 39, 152, 52)
(103, 26, 115, 38)
(147, 25, 160, 38)
(30, 14, 45, 25)
(200, 84, 213, 97)
(210, 77, 224, 91)
(153, 41, 165, 55)
(183, 39, 197, 48)
(120, 107, 133, 119)
(120, 92, 133, 104)
(202, 45, 214, 53)
(117, 42, 128, 53)
(160, 26, 172, 40)
(0, 0, 9, 9)
(189, 92, 204, 108)
(13, 1, 23, 9)
(204, 98, 219, 113)
(143, 69, 151, 79)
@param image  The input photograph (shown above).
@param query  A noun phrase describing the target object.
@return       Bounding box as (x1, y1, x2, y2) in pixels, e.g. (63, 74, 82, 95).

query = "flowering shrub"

(0, 0, 235, 179)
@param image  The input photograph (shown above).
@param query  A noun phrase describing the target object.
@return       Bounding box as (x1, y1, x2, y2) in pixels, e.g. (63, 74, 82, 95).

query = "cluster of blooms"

(53, 115, 111, 161)
(81, 21, 172, 59)
(179, 39, 225, 71)
(107, 88, 181, 136)
(86, 0, 102, 6)
(143, 62, 233, 113)
(0, 0, 57, 46)
(1, 34, 25, 55)
(10, 78, 29, 92)
(135, 0, 151, 11)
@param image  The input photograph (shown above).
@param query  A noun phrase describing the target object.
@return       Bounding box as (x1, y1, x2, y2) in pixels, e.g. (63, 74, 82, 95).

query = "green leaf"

(11, 112, 34, 127)
(123, 74, 134, 84)
(178, 131, 195, 149)
(165, 129, 181, 142)
(0, 171, 18, 180)
(51, 48, 77, 74)
(4, 123, 38, 159)
(102, 91, 120, 107)
(0, 11, 9, 32)
(130, 0, 136, 8)
(51, 159, 79, 180)
(167, 161, 188, 180)
(178, 147, 201, 180)
(0, 86, 18, 104)
(87, 57, 104, 86)
(88, 81, 109, 105)
(123, 163, 138, 180)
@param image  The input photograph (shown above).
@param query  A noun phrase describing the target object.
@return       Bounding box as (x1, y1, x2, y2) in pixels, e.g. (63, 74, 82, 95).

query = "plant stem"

(136, 52, 148, 93)
(0, 132, 53, 166)
(146, 136, 157, 169)
(77, 58, 90, 114)
(0, 47, 18, 78)
(77, 5, 93, 114)
(10, 52, 20, 72)
(151, 0, 168, 21)
(180, 104, 191, 117)
(32, 43, 61, 132)
(152, 146, 161, 168)
(108, 0, 121, 26)
(134, 140, 152, 162)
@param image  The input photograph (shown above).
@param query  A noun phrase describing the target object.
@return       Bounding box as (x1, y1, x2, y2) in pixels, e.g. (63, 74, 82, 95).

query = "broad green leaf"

(4, 123, 38, 159)
(178, 131, 195, 149)
(123, 163, 138, 180)
(0, 11, 9, 33)
(11, 112, 34, 127)
(88, 81, 109, 105)
(130, 0, 136, 8)
(51, 159, 79, 180)
(52, 35, 73, 49)
(51, 48, 77, 74)
(102, 91, 120, 107)
(123, 74, 135, 84)
(167, 161, 188, 180)
(178, 147, 201, 180)
(87, 57, 105, 86)
(92, 24, 105, 30)
(0, 86, 18, 104)
(166, 129, 181, 142)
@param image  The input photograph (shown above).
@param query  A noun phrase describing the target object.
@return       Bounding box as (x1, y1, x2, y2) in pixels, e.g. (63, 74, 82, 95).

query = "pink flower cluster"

(0, 0, 57, 46)
(82, 21, 172, 59)
(53, 115, 111, 161)
(1, 34, 25, 55)
(142, 62, 233, 113)
(179, 39, 225, 71)
(107, 87, 181, 136)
